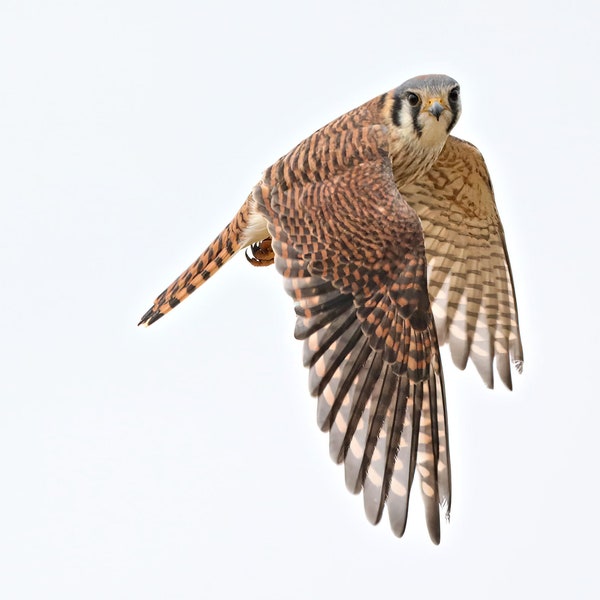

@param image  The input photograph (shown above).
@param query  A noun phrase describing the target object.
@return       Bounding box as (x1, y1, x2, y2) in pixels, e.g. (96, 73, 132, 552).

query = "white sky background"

(0, 0, 598, 598)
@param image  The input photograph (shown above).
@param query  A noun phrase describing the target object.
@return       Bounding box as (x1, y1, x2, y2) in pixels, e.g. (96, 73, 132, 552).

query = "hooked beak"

(428, 100, 444, 121)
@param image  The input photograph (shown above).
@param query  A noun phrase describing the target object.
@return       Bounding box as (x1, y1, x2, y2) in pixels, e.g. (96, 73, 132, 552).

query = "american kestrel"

(139, 74, 523, 544)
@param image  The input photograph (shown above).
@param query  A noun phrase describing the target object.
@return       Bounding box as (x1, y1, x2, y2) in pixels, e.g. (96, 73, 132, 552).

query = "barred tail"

(138, 195, 266, 326)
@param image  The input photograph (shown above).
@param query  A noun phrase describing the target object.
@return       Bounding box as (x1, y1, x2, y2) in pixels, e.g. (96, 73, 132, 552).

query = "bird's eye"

(406, 92, 420, 106)
(448, 87, 460, 103)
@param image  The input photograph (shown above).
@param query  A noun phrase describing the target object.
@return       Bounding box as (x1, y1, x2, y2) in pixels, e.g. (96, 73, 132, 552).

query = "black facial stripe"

(392, 93, 402, 126)
(446, 109, 458, 133)
(411, 104, 423, 137)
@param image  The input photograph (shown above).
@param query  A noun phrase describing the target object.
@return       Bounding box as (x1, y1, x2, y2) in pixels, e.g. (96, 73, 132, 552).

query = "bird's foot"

(245, 238, 275, 267)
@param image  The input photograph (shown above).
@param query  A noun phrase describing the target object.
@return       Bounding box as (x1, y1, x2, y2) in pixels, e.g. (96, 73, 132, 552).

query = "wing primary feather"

(343, 351, 385, 493)
(302, 307, 357, 368)
(326, 337, 377, 460)
(417, 377, 441, 543)
(360, 367, 398, 523)
(373, 375, 411, 525)
(339, 350, 385, 465)
(308, 319, 363, 397)
(295, 293, 354, 340)
(433, 371, 451, 510)
(386, 384, 417, 537)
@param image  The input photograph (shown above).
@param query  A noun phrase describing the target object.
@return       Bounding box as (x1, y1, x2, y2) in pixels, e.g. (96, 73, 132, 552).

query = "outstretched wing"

(255, 115, 450, 543)
(400, 136, 523, 390)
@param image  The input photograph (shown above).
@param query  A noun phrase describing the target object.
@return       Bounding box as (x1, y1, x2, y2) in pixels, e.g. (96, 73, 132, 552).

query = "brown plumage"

(139, 75, 523, 543)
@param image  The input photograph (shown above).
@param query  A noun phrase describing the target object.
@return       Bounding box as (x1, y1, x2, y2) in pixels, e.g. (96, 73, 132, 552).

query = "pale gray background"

(1, 1, 597, 598)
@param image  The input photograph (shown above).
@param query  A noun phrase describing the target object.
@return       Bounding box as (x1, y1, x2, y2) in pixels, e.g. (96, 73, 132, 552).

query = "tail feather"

(139, 195, 266, 326)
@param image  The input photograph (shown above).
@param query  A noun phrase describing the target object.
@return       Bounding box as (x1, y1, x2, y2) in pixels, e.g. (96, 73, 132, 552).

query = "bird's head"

(389, 74, 461, 148)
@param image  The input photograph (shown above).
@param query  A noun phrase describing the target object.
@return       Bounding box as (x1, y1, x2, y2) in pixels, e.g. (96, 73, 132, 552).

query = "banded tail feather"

(138, 195, 269, 326)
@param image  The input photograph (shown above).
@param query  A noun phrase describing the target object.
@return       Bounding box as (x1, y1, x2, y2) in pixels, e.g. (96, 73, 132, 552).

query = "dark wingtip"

(425, 507, 442, 545)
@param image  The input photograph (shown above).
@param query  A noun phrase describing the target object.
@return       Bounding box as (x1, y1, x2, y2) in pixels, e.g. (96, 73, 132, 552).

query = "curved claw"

(245, 238, 275, 267)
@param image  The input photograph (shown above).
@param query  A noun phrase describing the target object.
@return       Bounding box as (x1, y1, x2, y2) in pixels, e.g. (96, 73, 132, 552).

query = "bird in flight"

(139, 74, 523, 544)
